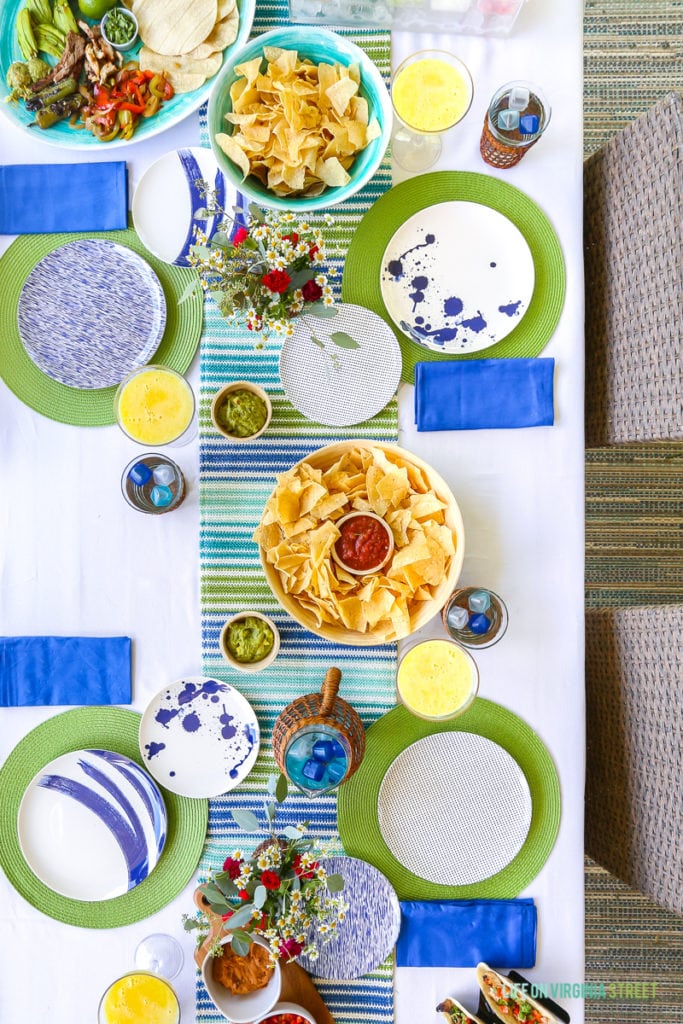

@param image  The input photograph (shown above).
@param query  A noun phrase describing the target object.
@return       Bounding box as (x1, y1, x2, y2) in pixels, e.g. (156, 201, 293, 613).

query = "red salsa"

(335, 514, 391, 572)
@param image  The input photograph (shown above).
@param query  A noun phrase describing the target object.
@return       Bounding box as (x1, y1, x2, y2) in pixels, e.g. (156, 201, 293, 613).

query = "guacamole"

(226, 616, 274, 663)
(217, 389, 268, 438)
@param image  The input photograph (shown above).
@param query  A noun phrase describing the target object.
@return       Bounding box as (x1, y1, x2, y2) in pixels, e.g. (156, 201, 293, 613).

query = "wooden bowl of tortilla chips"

(207, 25, 392, 211)
(253, 441, 465, 646)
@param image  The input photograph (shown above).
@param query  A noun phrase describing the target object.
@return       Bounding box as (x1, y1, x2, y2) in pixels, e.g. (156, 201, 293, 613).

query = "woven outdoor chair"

(584, 92, 683, 445)
(585, 604, 683, 916)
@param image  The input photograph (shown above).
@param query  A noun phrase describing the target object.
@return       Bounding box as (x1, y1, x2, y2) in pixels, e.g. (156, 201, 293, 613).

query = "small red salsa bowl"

(331, 511, 395, 576)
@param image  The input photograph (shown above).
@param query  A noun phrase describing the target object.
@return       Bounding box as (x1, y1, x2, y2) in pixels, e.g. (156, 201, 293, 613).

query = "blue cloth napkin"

(396, 899, 537, 968)
(0, 162, 128, 234)
(0, 636, 132, 707)
(414, 358, 555, 431)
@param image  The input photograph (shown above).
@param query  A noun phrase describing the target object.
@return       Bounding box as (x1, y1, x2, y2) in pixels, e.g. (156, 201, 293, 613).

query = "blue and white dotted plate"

(298, 855, 401, 979)
(380, 200, 535, 354)
(17, 748, 167, 902)
(132, 147, 248, 267)
(139, 676, 260, 798)
(17, 239, 166, 389)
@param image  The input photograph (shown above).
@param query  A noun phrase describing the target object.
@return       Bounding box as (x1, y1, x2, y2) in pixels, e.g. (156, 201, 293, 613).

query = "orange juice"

(397, 639, 478, 719)
(100, 972, 179, 1024)
(392, 57, 472, 132)
(116, 366, 194, 445)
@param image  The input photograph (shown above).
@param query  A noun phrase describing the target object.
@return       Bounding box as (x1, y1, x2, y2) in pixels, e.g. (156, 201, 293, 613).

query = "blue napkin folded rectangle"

(0, 162, 128, 234)
(414, 358, 555, 431)
(0, 636, 132, 707)
(396, 899, 537, 968)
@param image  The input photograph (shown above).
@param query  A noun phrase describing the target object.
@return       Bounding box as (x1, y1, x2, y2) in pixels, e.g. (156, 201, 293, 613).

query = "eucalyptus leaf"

(183, 917, 201, 932)
(292, 875, 301, 892)
(211, 231, 230, 248)
(193, 207, 211, 220)
(224, 904, 255, 929)
(230, 808, 261, 832)
(288, 268, 314, 291)
(253, 885, 267, 909)
(282, 826, 304, 839)
(266, 773, 278, 797)
(248, 203, 266, 223)
(215, 875, 238, 897)
(265, 800, 276, 823)
(202, 882, 228, 904)
(331, 331, 360, 350)
(310, 335, 325, 350)
(209, 290, 226, 305)
(192, 245, 211, 260)
(207, 899, 233, 916)
(325, 873, 345, 892)
(178, 278, 200, 305)
(275, 772, 289, 803)
(230, 932, 252, 958)
(306, 303, 338, 319)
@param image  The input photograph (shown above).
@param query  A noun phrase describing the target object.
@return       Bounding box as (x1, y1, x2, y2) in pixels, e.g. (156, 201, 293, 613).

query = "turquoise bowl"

(207, 26, 392, 212)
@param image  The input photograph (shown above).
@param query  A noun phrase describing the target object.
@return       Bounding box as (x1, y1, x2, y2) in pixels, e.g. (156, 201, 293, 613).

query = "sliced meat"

(30, 31, 86, 91)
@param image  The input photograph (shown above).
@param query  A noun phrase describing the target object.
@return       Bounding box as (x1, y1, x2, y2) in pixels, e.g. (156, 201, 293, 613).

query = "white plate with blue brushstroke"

(297, 855, 401, 979)
(16, 239, 166, 389)
(138, 676, 259, 798)
(17, 749, 167, 902)
(132, 147, 249, 267)
(379, 201, 535, 354)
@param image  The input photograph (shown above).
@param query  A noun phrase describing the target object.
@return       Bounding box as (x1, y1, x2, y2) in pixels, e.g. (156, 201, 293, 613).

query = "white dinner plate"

(17, 749, 167, 902)
(139, 676, 260, 798)
(16, 239, 166, 389)
(132, 147, 249, 267)
(278, 302, 402, 426)
(377, 733, 532, 885)
(379, 201, 535, 354)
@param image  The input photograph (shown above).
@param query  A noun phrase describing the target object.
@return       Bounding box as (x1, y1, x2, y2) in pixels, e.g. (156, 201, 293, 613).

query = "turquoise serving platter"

(0, 0, 255, 148)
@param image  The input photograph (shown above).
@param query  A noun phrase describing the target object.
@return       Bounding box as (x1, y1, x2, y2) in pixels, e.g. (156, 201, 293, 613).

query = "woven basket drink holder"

(272, 668, 366, 784)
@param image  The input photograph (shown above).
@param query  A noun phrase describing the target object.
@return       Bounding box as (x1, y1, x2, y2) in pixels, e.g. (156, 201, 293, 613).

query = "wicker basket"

(272, 667, 365, 785)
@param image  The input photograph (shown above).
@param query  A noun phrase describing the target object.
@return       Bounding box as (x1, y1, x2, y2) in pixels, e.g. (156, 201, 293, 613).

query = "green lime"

(78, 0, 117, 20)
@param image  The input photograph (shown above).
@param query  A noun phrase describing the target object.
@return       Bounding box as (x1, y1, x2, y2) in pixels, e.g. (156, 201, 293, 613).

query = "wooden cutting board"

(193, 888, 336, 1024)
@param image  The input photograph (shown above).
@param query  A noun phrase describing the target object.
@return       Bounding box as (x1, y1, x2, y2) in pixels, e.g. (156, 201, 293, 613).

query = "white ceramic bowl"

(220, 612, 280, 673)
(202, 934, 282, 1023)
(207, 26, 392, 211)
(256, 1002, 317, 1024)
(211, 381, 273, 442)
(330, 511, 395, 576)
(100, 7, 139, 52)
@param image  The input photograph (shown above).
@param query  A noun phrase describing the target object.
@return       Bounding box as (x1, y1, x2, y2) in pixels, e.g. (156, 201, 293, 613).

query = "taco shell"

(476, 964, 562, 1024)
(436, 997, 485, 1024)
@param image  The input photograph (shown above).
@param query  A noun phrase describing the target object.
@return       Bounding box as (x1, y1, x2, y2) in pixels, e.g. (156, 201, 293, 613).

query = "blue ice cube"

(326, 758, 347, 785)
(508, 86, 530, 111)
(519, 114, 540, 135)
(468, 589, 491, 614)
(330, 739, 346, 759)
(152, 463, 176, 486)
(150, 485, 173, 508)
(469, 612, 492, 635)
(447, 604, 469, 630)
(312, 740, 334, 762)
(302, 758, 325, 782)
(498, 109, 519, 131)
(128, 461, 152, 486)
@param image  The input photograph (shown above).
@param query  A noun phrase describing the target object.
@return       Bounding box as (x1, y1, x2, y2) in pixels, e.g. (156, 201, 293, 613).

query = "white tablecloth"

(0, 2, 585, 1020)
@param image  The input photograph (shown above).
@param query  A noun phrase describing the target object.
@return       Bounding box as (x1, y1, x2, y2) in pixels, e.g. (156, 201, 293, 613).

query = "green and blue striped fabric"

(196, 4, 397, 1021)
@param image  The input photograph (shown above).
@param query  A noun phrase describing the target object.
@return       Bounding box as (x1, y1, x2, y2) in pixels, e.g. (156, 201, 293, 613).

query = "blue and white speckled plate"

(298, 855, 401, 979)
(17, 239, 166, 389)
(138, 676, 260, 798)
(17, 748, 167, 902)
(380, 200, 535, 354)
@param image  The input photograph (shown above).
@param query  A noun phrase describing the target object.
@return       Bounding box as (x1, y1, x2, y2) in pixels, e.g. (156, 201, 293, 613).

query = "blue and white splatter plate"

(132, 147, 248, 267)
(17, 748, 167, 902)
(380, 201, 535, 354)
(17, 239, 166, 389)
(139, 676, 260, 798)
(298, 855, 401, 979)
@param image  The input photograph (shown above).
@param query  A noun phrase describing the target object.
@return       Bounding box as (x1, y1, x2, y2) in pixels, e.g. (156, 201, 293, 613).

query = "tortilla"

(436, 997, 486, 1024)
(476, 965, 562, 1024)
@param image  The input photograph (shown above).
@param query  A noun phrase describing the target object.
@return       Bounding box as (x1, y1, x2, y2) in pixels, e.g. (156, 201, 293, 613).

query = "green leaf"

(183, 917, 201, 932)
(225, 904, 254, 929)
(265, 800, 276, 822)
(330, 331, 360, 350)
(202, 882, 228, 904)
(253, 885, 267, 909)
(282, 826, 303, 839)
(310, 335, 325, 349)
(211, 231, 231, 248)
(214, 874, 239, 897)
(248, 203, 265, 223)
(326, 873, 345, 892)
(306, 303, 337, 319)
(193, 207, 212, 220)
(178, 278, 199, 305)
(192, 245, 211, 260)
(230, 808, 261, 832)
(275, 772, 289, 804)
(266, 773, 278, 797)
(292, 875, 301, 892)
(230, 931, 253, 957)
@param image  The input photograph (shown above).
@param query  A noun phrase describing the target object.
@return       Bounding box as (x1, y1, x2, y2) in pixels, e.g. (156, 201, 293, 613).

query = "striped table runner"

(195, 5, 397, 1021)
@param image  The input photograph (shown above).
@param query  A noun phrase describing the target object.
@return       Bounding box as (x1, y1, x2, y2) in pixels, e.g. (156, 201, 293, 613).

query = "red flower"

(221, 911, 234, 921)
(301, 279, 322, 303)
(222, 856, 242, 879)
(282, 232, 299, 245)
(238, 889, 250, 901)
(232, 226, 249, 247)
(260, 870, 281, 890)
(279, 938, 303, 961)
(308, 244, 319, 260)
(293, 854, 318, 880)
(262, 270, 291, 293)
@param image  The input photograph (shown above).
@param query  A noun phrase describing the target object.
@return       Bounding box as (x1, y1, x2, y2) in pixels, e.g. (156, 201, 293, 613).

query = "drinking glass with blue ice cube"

(272, 667, 365, 798)
(442, 586, 509, 648)
(480, 81, 551, 168)
(121, 454, 185, 514)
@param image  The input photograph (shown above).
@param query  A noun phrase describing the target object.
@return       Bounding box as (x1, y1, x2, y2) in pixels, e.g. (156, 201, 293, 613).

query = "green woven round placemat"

(0, 227, 203, 426)
(337, 699, 561, 899)
(0, 707, 208, 928)
(342, 171, 566, 383)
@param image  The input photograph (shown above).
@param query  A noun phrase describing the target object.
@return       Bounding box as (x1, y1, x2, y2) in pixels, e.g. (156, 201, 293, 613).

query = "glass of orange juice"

(115, 365, 196, 447)
(98, 971, 180, 1024)
(396, 637, 479, 721)
(391, 50, 474, 172)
